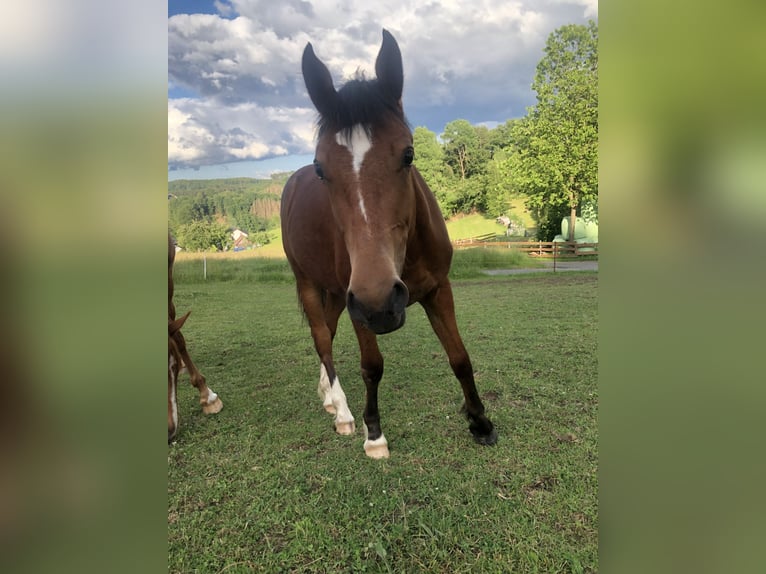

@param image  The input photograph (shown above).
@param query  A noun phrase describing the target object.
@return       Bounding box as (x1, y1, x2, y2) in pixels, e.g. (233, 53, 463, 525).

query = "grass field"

(168, 259, 597, 573)
(444, 213, 505, 241)
(196, 213, 517, 259)
(173, 247, 547, 285)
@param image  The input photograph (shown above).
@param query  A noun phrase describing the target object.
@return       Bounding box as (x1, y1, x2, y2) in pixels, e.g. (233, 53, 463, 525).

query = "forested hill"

(168, 174, 292, 250)
(168, 174, 290, 197)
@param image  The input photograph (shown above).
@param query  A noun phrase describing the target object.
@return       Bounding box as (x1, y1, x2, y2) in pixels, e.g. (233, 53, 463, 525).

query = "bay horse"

(168, 234, 222, 442)
(281, 30, 497, 458)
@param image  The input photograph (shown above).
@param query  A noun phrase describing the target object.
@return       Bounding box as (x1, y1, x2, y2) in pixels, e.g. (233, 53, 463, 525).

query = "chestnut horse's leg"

(351, 320, 389, 459)
(298, 282, 356, 435)
(421, 281, 498, 446)
(168, 340, 181, 442)
(173, 329, 223, 416)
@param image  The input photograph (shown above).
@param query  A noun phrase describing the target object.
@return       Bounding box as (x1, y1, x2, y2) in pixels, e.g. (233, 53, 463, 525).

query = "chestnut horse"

(168, 235, 222, 442)
(281, 30, 497, 458)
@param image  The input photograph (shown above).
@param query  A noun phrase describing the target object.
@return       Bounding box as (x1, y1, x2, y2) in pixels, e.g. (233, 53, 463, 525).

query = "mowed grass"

(445, 213, 504, 241)
(173, 247, 545, 285)
(168, 262, 597, 573)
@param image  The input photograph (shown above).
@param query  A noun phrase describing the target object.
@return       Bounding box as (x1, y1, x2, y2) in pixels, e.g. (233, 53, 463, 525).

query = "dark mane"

(316, 73, 409, 138)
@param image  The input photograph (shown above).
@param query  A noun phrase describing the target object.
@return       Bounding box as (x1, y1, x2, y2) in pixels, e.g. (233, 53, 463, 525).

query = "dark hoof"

(472, 426, 498, 446)
(468, 416, 498, 445)
(465, 408, 498, 446)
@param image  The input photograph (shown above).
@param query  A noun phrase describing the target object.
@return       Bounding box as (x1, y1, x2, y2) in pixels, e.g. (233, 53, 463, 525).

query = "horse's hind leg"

(421, 281, 497, 446)
(351, 320, 389, 459)
(299, 283, 355, 435)
(173, 329, 223, 415)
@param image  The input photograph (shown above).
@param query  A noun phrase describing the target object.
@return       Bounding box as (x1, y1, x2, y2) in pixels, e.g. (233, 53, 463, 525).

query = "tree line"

(168, 175, 289, 251)
(168, 21, 597, 250)
(415, 20, 598, 241)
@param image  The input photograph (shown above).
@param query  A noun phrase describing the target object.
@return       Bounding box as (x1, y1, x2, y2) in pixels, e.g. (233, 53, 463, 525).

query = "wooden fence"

(453, 239, 598, 258)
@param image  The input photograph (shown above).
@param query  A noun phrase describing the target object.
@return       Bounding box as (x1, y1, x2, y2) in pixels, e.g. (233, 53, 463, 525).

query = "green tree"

(413, 126, 453, 217)
(442, 119, 480, 180)
(484, 148, 511, 217)
(507, 20, 598, 240)
(175, 220, 232, 252)
(440, 120, 499, 214)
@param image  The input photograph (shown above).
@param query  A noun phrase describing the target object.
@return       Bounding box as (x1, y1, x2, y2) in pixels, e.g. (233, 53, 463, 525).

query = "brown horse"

(168, 235, 222, 442)
(281, 30, 497, 458)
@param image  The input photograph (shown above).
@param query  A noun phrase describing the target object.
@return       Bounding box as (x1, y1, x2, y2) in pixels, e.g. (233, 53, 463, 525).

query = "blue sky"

(168, 0, 597, 180)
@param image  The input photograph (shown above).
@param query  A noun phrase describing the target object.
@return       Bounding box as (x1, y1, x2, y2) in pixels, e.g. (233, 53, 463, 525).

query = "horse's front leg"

(173, 329, 223, 416)
(351, 320, 389, 459)
(421, 281, 498, 446)
(300, 284, 355, 435)
(168, 343, 180, 442)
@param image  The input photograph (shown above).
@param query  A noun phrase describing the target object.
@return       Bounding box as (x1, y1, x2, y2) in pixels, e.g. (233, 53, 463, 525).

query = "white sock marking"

(169, 355, 178, 430)
(329, 375, 354, 427)
(318, 364, 334, 410)
(363, 423, 389, 456)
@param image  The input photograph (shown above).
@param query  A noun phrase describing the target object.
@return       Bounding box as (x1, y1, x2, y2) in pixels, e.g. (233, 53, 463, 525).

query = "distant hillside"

(168, 174, 291, 198)
(168, 173, 537, 252)
(168, 174, 293, 241)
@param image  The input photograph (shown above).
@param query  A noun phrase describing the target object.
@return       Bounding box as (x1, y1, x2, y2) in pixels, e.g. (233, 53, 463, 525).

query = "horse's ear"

(302, 42, 338, 117)
(169, 311, 190, 336)
(375, 29, 403, 104)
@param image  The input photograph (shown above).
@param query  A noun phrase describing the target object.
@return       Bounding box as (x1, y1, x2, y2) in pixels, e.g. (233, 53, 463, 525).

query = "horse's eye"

(313, 159, 325, 180)
(402, 146, 414, 167)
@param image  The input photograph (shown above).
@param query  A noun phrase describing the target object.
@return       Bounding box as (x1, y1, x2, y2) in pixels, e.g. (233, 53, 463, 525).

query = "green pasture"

(445, 213, 505, 241)
(205, 213, 520, 259)
(168, 257, 597, 573)
(172, 248, 547, 285)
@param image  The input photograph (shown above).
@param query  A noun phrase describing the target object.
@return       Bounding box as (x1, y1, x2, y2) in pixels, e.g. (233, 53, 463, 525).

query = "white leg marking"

(201, 385, 223, 415)
(328, 375, 355, 435)
(318, 364, 335, 413)
(169, 356, 179, 432)
(363, 423, 390, 459)
(335, 125, 372, 223)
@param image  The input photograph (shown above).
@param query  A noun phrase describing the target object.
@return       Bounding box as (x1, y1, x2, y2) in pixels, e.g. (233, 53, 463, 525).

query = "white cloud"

(169, 0, 597, 170)
(168, 98, 315, 170)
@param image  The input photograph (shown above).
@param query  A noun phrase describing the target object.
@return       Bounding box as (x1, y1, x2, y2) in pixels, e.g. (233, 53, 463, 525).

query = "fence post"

(203, 255, 207, 280)
(553, 242, 557, 272)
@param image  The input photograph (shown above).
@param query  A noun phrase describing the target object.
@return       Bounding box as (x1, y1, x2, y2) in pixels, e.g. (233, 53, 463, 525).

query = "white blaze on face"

(335, 125, 372, 222)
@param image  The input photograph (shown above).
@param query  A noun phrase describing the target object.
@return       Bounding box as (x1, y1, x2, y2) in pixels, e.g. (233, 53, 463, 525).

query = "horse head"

(302, 30, 415, 334)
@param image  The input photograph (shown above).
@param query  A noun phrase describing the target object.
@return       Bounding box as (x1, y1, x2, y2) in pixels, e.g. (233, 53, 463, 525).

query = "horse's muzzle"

(347, 281, 408, 334)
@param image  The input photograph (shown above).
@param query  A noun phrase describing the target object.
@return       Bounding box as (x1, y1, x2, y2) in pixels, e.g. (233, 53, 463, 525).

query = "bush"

(175, 220, 232, 252)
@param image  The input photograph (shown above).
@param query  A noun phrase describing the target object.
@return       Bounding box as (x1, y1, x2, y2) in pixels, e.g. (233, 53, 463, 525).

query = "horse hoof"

(473, 426, 498, 446)
(202, 397, 223, 415)
(334, 420, 356, 435)
(364, 437, 390, 459)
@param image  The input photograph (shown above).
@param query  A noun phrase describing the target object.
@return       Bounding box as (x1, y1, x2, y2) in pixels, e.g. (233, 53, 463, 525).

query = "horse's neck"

(411, 168, 448, 241)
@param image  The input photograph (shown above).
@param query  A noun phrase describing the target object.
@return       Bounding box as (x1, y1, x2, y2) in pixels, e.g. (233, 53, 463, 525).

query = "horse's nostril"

(391, 281, 408, 311)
